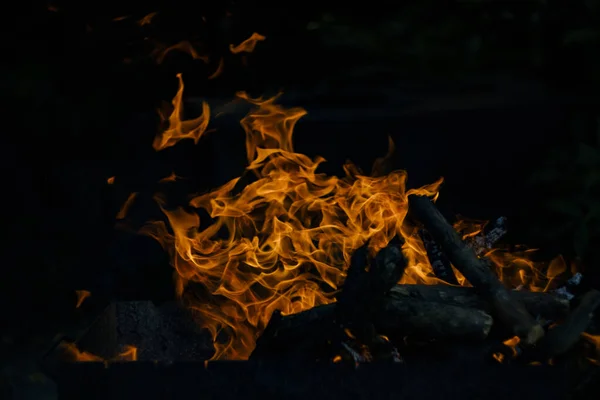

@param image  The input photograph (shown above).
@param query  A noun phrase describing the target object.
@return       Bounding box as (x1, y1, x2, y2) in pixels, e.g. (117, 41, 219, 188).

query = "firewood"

(335, 237, 407, 328)
(537, 289, 600, 358)
(407, 195, 544, 345)
(250, 295, 494, 360)
(374, 297, 493, 341)
(389, 284, 570, 321)
(419, 229, 458, 284)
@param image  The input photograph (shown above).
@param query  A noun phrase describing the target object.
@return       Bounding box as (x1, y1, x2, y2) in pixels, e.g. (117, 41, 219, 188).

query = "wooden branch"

(389, 284, 570, 321)
(407, 195, 544, 345)
(538, 290, 600, 358)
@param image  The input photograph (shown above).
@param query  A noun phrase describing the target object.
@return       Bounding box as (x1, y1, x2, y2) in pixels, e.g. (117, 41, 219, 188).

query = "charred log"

(374, 297, 493, 341)
(419, 229, 458, 284)
(538, 290, 600, 358)
(389, 284, 570, 322)
(408, 195, 544, 345)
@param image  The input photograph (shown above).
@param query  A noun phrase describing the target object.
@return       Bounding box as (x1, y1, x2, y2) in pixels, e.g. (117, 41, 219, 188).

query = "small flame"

(229, 33, 266, 54)
(159, 172, 180, 183)
(138, 12, 158, 26)
(492, 336, 521, 363)
(60, 342, 138, 362)
(153, 74, 210, 151)
(581, 332, 600, 364)
(153, 41, 209, 65)
(116, 193, 138, 220)
(208, 58, 225, 80)
(75, 290, 91, 308)
(112, 16, 130, 22)
(107, 176, 115, 185)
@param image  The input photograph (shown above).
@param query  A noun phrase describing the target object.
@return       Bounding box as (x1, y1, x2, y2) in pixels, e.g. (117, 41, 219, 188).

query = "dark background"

(2, 0, 600, 397)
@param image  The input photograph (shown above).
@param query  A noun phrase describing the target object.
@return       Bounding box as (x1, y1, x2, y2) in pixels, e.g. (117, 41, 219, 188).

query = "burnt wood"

(389, 284, 570, 322)
(538, 290, 600, 358)
(408, 195, 544, 345)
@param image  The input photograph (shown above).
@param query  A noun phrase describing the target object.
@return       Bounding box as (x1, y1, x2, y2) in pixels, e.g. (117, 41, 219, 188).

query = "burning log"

(389, 284, 570, 321)
(419, 229, 458, 284)
(466, 216, 508, 256)
(408, 195, 544, 345)
(252, 238, 408, 361)
(335, 237, 407, 330)
(538, 290, 600, 358)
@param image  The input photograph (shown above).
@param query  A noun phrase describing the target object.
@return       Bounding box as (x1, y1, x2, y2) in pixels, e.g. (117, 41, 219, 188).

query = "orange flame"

(229, 33, 266, 54)
(60, 342, 137, 362)
(581, 332, 600, 365)
(75, 290, 91, 308)
(116, 193, 138, 220)
(138, 12, 158, 26)
(453, 220, 568, 292)
(208, 58, 225, 80)
(153, 74, 210, 151)
(153, 41, 209, 65)
(107, 176, 115, 185)
(142, 76, 443, 360)
(492, 336, 521, 363)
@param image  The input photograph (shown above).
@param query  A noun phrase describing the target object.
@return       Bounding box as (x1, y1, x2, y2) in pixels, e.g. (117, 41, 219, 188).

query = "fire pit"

(40, 73, 600, 400)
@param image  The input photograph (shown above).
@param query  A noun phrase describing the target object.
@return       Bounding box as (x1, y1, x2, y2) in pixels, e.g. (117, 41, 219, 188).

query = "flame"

(159, 172, 180, 183)
(453, 220, 568, 292)
(208, 58, 225, 80)
(492, 336, 521, 364)
(581, 332, 600, 365)
(138, 12, 158, 26)
(112, 16, 130, 22)
(142, 76, 444, 360)
(75, 290, 91, 308)
(229, 33, 266, 54)
(153, 74, 210, 151)
(107, 176, 115, 185)
(116, 192, 138, 220)
(153, 41, 209, 65)
(60, 342, 137, 362)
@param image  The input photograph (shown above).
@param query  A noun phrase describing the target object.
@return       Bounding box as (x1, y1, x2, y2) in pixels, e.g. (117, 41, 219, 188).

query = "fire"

(229, 33, 266, 54)
(74, 290, 91, 308)
(581, 332, 600, 365)
(138, 11, 158, 27)
(140, 74, 574, 361)
(59, 342, 137, 362)
(152, 74, 210, 151)
(492, 336, 521, 363)
(153, 41, 209, 65)
(116, 192, 138, 220)
(453, 219, 568, 293)
(143, 75, 443, 360)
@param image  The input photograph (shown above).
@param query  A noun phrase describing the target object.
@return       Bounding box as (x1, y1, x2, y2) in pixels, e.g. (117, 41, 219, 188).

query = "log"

(538, 289, 600, 358)
(336, 237, 407, 326)
(419, 229, 458, 284)
(250, 294, 494, 361)
(251, 239, 407, 361)
(374, 297, 493, 341)
(389, 284, 570, 321)
(408, 195, 544, 345)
